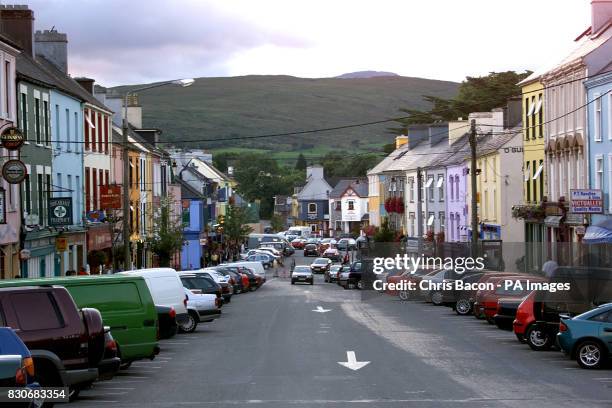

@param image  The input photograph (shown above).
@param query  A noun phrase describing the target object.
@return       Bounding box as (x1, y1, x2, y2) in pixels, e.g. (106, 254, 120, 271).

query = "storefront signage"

(0, 188, 5, 224)
(56, 237, 68, 252)
(0, 126, 25, 150)
(2, 160, 27, 184)
(48, 197, 73, 226)
(87, 224, 112, 251)
(86, 210, 106, 223)
(100, 185, 122, 209)
(570, 189, 603, 214)
(565, 213, 585, 226)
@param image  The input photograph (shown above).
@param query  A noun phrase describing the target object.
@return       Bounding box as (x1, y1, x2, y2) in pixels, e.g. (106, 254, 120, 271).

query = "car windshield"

(294, 266, 310, 273)
(331, 265, 342, 271)
(313, 258, 328, 264)
(181, 276, 215, 290)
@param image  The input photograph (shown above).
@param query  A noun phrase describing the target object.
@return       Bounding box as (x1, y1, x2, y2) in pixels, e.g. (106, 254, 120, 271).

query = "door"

(39, 257, 46, 278)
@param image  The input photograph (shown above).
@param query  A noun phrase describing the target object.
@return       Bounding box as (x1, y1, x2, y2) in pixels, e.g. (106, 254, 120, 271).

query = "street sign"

(100, 185, 122, 209)
(48, 197, 73, 226)
(2, 160, 27, 184)
(0, 126, 25, 150)
(86, 210, 106, 223)
(570, 189, 603, 214)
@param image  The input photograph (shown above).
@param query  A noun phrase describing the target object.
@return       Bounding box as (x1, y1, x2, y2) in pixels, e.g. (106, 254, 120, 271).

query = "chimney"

(75, 77, 95, 94)
(395, 135, 408, 149)
(125, 94, 142, 128)
(591, 0, 612, 34)
(306, 165, 324, 180)
(34, 29, 68, 73)
(0, 5, 34, 56)
(448, 119, 468, 146)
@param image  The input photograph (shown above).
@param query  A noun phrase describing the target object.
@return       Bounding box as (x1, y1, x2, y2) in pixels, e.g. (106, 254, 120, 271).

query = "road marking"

(93, 387, 135, 390)
(338, 350, 370, 371)
(316, 330, 329, 333)
(313, 306, 331, 313)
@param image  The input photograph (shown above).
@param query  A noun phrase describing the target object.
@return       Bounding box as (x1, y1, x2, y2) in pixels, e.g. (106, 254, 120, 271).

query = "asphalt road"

(71, 252, 612, 407)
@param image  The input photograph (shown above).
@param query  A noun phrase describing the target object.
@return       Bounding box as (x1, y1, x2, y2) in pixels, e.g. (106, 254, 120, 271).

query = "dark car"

(303, 243, 319, 257)
(216, 267, 245, 294)
(325, 264, 344, 283)
(0, 286, 105, 400)
(339, 261, 363, 289)
(241, 268, 261, 289)
(180, 274, 223, 301)
(493, 297, 526, 331)
(155, 305, 178, 339)
(98, 327, 121, 381)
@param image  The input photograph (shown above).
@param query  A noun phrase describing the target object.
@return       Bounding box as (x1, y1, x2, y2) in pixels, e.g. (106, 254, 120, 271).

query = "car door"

(598, 310, 612, 353)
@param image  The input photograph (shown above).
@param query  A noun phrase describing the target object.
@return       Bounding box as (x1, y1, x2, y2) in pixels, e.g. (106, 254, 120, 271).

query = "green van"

(0, 275, 159, 364)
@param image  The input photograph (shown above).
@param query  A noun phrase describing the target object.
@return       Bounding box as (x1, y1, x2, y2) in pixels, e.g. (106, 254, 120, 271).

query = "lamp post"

(121, 78, 194, 271)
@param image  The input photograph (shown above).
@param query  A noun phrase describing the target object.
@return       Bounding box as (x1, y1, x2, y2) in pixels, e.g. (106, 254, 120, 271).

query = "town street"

(70, 252, 612, 408)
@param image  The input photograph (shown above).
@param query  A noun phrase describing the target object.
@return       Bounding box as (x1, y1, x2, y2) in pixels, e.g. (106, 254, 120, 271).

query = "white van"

(221, 261, 266, 279)
(288, 226, 311, 238)
(119, 268, 189, 325)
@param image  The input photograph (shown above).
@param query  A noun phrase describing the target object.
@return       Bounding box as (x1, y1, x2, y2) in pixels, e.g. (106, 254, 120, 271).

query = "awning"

(584, 219, 612, 244)
(544, 215, 563, 227)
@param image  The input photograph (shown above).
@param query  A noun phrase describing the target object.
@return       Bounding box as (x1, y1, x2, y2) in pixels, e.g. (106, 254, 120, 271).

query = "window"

(595, 156, 603, 189)
(409, 212, 415, 236)
(594, 94, 602, 142)
(65, 108, 71, 151)
(20, 92, 27, 139)
(347, 200, 354, 210)
(105, 170, 109, 186)
(75, 175, 80, 221)
(537, 94, 543, 138)
(11, 292, 63, 330)
(609, 155, 612, 212)
(54, 105, 60, 149)
(437, 175, 444, 201)
(45, 174, 50, 224)
(35, 97, 41, 144)
(37, 173, 43, 217)
(334, 201, 341, 211)
(84, 108, 90, 150)
(408, 177, 414, 202)
(4, 61, 10, 118)
(455, 214, 460, 240)
(43, 100, 49, 145)
(449, 177, 454, 201)
(483, 158, 488, 181)
(491, 157, 496, 182)
(525, 161, 531, 202)
(310, 224, 317, 232)
(530, 96, 536, 139)
(449, 214, 454, 240)
(427, 212, 435, 231)
(427, 176, 434, 202)
(85, 167, 90, 212)
(539, 159, 544, 202)
(335, 220, 342, 231)
(92, 169, 98, 210)
(483, 189, 488, 219)
(524, 97, 530, 141)
(439, 212, 445, 230)
(455, 176, 459, 201)
(24, 175, 31, 213)
(104, 115, 109, 154)
(74, 112, 78, 152)
(308, 203, 317, 214)
(492, 189, 497, 219)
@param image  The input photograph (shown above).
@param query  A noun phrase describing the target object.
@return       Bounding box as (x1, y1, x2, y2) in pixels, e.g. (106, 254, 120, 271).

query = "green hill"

(114, 75, 459, 158)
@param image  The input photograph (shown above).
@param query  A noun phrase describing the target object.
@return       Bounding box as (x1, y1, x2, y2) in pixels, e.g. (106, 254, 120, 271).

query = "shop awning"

(544, 215, 563, 227)
(584, 219, 612, 244)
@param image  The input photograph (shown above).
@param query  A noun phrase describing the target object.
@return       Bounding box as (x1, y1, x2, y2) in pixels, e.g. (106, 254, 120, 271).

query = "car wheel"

(576, 340, 605, 369)
(525, 324, 553, 351)
(324, 277, 329, 283)
(179, 312, 198, 333)
(291, 280, 295, 285)
(455, 299, 471, 315)
(431, 291, 443, 306)
(398, 290, 410, 301)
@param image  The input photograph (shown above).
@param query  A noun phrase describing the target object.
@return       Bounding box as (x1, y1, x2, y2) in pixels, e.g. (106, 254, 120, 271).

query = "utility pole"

(469, 119, 478, 258)
(416, 167, 423, 254)
(122, 94, 131, 271)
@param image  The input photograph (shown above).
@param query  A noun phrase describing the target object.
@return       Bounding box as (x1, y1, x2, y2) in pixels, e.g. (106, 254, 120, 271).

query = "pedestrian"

(211, 252, 219, 265)
(343, 251, 350, 265)
(542, 259, 558, 279)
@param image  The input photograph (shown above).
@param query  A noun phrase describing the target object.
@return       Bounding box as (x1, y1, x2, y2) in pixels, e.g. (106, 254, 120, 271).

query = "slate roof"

(330, 178, 368, 198)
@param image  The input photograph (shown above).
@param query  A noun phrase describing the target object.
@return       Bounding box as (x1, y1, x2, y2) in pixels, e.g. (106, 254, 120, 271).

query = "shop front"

(21, 230, 58, 278)
(87, 223, 113, 274)
(56, 229, 87, 275)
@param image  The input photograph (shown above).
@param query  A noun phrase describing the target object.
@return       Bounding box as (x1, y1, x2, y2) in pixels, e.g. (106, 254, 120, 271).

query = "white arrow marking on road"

(338, 351, 370, 371)
(312, 306, 331, 313)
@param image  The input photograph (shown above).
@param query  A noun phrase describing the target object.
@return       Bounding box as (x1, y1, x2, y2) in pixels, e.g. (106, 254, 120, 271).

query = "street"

(68, 252, 612, 408)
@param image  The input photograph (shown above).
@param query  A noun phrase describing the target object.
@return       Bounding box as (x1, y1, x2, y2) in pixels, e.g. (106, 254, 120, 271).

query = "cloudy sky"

(26, 0, 591, 86)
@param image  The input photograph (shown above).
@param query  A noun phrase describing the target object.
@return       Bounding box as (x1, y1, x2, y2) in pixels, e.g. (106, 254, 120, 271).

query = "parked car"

(526, 266, 612, 351)
(242, 268, 262, 289)
(215, 267, 245, 294)
(291, 238, 306, 249)
(493, 296, 527, 331)
(512, 290, 538, 343)
(303, 243, 319, 257)
(310, 257, 332, 274)
(0, 327, 40, 405)
(291, 266, 314, 285)
(337, 238, 357, 251)
(0, 286, 103, 400)
(393, 269, 440, 301)
(338, 261, 363, 289)
(473, 276, 544, 323)
(452, 272, 520, 316)
(99, 327, 120, 381)
(0, 275, 160, 367)
(179, 273, 223, 300)
(119, 268, 189, 329)
(182, 287, 222, 333)
(198, 269, 233, 303)
(557, 303, 612, 369)
(156, 305, 178, 339)
(246, 253, 274, 269)
(221, 262, 266, 281)
(326, 264, 344, 283)
(323, 247, 341, 262)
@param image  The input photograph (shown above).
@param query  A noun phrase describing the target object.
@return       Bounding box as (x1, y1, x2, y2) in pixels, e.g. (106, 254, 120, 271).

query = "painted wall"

(445, 163, 468, 242)
(521, 80, 546, 204)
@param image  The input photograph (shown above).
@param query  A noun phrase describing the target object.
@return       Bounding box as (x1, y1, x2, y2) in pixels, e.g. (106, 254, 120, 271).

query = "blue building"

(584, 70, 612, 245)
(178, 179, 206, 270)
(296, 166, 332, 235)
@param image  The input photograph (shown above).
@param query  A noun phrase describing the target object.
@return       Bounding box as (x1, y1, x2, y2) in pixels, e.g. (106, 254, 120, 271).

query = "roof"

(330, 178, 368, 198)
(36, 55, 111, 112)
(16, 52, 56, 88)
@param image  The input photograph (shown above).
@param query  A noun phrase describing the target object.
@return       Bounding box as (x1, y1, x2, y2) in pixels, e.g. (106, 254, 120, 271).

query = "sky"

(25, 0, 592, 86)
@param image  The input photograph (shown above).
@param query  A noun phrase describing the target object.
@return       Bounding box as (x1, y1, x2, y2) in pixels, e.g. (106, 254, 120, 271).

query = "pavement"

(70, 252, 612, 407)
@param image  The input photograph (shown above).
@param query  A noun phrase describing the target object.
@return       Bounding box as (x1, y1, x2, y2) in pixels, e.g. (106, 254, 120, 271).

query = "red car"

(473, 275, 545, 322)
(291, 238, 306, 249)
(513, 290, 537, 343)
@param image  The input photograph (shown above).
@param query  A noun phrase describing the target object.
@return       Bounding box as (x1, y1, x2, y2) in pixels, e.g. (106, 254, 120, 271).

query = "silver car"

(291, 265, 313, 285)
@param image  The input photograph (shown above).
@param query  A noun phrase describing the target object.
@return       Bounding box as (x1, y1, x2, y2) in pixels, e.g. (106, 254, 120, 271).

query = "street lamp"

(121, 78, 194, 271)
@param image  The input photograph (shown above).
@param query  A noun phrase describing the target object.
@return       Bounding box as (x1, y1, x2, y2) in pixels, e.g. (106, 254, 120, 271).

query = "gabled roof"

(16, 52, 56, 88)
(330, 178, 368, 198)
(176, 177, 205, 199)
(296, 174, 333, 201)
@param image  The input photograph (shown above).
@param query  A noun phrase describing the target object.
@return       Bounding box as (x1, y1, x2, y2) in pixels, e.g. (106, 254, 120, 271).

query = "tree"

(389, 71, 531, 132)
(295, 153, 307, 171)
(146, 196, 184, 267)
(382, 143, 396, 154)
(373, 218, 396, 242)
(270, 214, 285, 232)
(223, 205, 254, 258)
